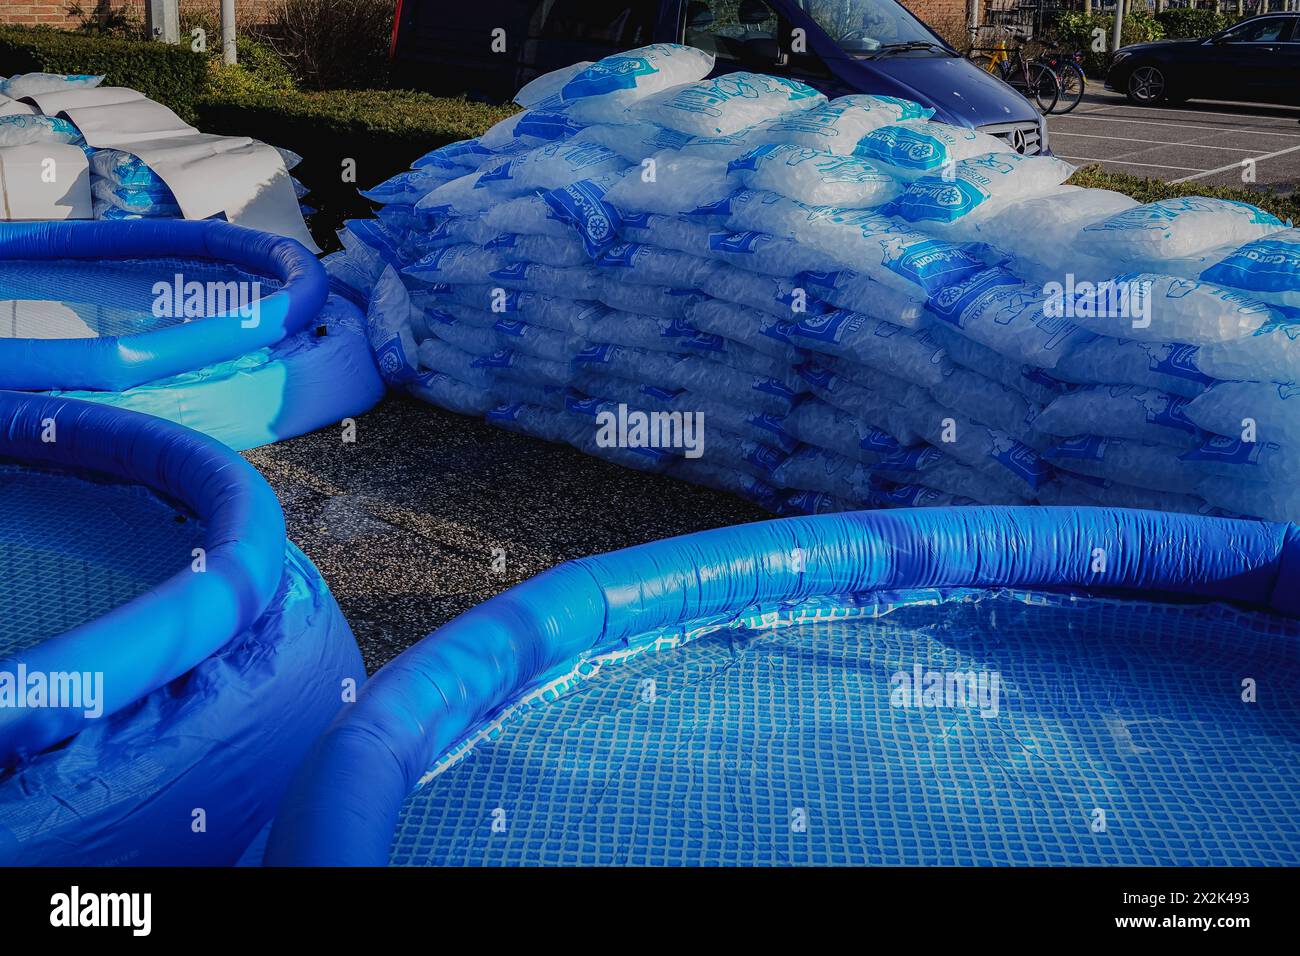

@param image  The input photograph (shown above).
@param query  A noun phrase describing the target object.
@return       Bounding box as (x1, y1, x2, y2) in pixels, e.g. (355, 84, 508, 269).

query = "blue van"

(390, 0, 1049, 155)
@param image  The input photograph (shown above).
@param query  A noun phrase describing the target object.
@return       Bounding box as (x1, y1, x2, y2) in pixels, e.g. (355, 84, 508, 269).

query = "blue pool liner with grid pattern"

(266, 506, 1300, 866)
(0, 392, 364, 864)
(0, 394, 363, 830)
(0, 219, 328, 391)
(386, 590, 1300, 866)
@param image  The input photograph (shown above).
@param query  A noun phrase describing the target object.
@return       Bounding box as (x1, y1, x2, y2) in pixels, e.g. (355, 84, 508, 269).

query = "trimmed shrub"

(0, 25, 208, 123)
(1049, 11, 1165, 77)
(1155, 9, 1235, 39)
(197, 88, 514, 247)
(259, 0, 394, 90)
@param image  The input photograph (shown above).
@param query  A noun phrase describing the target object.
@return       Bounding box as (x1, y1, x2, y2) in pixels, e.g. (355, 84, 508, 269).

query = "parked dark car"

(1106, 12, 1300, 106)
(390, 0, 1049, 154)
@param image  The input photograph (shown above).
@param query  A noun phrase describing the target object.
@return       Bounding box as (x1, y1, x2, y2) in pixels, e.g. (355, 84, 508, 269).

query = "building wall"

(907, 0, 974, 48)
(0, 2, 83, 27)
(0, 1, 281, 30)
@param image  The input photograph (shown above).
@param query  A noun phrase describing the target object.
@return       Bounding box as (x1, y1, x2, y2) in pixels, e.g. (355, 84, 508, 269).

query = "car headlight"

(1111, 51, 1132, 64)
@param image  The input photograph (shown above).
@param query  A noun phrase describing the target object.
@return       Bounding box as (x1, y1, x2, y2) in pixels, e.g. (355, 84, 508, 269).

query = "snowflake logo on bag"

(931, 184, 964, 208)
(585, 210, 612, 242)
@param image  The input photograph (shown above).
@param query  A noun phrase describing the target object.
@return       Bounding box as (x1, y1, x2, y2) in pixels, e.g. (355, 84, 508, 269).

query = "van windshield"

(793, 0, 947, 54)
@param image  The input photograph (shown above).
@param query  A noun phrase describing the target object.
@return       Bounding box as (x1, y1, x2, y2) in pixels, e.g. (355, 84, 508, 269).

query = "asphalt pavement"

(1048, 88, 1300, 192)
(243, 394, 767, 672)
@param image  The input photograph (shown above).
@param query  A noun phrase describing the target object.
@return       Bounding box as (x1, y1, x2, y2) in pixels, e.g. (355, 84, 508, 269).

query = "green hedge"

(1155, 9, 1235, 39)
(1066, 164, 1300, 226)
(0, 26, 208, 123)
(196, 89, 515, 247)
(1049, 10, 1165, 76)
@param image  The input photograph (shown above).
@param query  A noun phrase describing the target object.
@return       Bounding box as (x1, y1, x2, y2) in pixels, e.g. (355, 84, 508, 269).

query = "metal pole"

(1112, 0, 1124, 56)
(145, 0, 180, 44)
(222, 0, 237, 66)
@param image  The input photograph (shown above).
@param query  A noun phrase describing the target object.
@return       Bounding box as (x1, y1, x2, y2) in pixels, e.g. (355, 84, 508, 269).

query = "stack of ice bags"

(327, 43, 1299, 522)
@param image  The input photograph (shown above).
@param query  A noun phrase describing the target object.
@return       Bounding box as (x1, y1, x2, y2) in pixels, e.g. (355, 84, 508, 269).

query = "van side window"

(686, 0, 779, 61)
(539, 0, 658, 46)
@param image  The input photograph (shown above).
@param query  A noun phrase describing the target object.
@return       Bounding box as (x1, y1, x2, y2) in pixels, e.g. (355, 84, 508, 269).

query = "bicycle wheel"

(1055, 61, 1086, 114)
(969, 53, 999, 74)
(1026, 62, 1060, 115)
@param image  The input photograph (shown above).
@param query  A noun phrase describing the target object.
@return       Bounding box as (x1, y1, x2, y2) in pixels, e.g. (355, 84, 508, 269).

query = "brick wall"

(905, 0, 974, 48)
(0, 3, 82, 27)
(0, 1, 281, 30)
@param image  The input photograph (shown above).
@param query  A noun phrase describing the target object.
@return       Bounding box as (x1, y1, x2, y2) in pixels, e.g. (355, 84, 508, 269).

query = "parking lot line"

(1054, 155, 1207, 172)
(1049, 113, 1300, 139)
(1071, 100, 1300, 123)
(1049, 132, 1264, 153)
(1049, 90, 1300, 186)
(1169, 142, 1300, 183)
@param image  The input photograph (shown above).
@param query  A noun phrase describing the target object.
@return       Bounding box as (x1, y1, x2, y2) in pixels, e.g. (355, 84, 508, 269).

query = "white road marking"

(1048, 131, 1265, 152)
(1057, 155, 1207, 172)
(1168, 142, 1300, 183)
(1048, 113, 1300, 139)
(1058, 94, 1300, 183)
(1074, 100, 1300, 122)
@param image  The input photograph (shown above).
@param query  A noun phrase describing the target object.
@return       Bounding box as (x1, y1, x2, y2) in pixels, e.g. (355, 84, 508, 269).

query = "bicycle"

(1035, 49, 1086, 114)
(969, 38, 1060, 116)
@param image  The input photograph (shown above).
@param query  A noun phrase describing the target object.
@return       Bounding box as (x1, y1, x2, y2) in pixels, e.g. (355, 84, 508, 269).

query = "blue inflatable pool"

(0, 392, 364, 865)
(267, 507, 1300, 867)
(0, 220, 383, 449)
(44, 292, 384, 451)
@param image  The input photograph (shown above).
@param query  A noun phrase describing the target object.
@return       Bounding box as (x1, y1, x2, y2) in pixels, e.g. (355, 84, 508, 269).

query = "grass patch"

(1067, 164, 1299, 225)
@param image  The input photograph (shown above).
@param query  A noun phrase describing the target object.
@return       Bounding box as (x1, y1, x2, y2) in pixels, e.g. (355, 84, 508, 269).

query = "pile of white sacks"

(329, 44, 1299, 522)
(1, 72, 311, 222)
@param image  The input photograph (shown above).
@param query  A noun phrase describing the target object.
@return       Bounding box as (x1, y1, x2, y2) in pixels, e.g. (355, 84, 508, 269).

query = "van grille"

(979, 120, 1043, 155)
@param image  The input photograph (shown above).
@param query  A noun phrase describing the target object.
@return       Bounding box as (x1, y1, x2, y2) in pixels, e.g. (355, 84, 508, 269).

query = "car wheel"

(1127, 64, 1168, 105)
